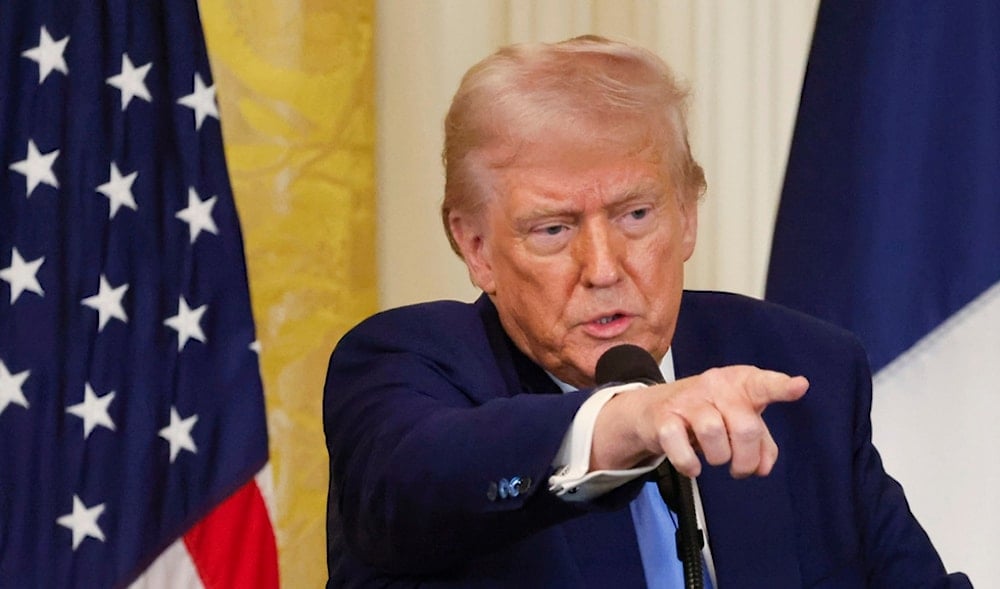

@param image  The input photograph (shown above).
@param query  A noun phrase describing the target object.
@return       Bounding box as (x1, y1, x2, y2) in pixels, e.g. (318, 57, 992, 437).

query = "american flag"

(0, 1, 278, 587)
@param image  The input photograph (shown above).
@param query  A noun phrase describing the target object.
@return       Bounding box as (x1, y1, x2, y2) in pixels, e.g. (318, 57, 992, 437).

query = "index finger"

(745, 371, 809, 409)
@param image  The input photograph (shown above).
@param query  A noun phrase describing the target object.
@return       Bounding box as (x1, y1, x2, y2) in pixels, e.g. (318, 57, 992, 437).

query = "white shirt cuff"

(548, 383, 665, 502)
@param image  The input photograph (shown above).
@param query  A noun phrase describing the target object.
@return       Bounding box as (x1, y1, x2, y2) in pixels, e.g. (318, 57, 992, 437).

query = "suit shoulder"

(354, 299, 479, 332)
(678, 290, 867, 365)
(682, 290, 857, 340)
(335, 299, 484, 354)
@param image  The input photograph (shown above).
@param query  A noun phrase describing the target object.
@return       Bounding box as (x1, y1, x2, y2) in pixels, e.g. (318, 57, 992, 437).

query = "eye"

(526, 222, 574, 254)
(622, 206, 654, 225)
(628, 207, 650, 221)
(618, 205, 657, 237)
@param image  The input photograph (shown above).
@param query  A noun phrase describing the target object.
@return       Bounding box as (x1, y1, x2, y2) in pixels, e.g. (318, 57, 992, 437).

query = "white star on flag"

(80, 274, 129, 332)
(1, 247, 45, 304)
(158, 406, 198, 463)
(175, 187, 218, 244)
(0, 359, 31, 416)
(20, 26, 69, 84)
(66, 383, 116, 439)
(176, 72, 219, 130)
(163, 295, 207, 351)
(106, 53, 152, 111)
(96, 162, 139, 219)
(8, 139, 59, 197)
(56, 495, 106, 550)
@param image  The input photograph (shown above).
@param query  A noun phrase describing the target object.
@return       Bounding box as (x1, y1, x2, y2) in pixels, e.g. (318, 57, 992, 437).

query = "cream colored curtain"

(201, 2, 376, 587)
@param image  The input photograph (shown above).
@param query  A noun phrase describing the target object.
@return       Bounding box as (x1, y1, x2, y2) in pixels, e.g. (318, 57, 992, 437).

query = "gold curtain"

(199, 2, 376, 586)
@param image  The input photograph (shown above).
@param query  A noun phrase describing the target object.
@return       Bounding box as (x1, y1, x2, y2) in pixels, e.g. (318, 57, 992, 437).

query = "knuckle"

(657, 417, 687, 444)
(729, 421, 764, 444)
(700, 367, 726, 389)
(693, 417, 726, 442)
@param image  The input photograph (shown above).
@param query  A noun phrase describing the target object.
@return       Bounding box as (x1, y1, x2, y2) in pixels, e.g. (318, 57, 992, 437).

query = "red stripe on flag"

(183, 480, 279, 588)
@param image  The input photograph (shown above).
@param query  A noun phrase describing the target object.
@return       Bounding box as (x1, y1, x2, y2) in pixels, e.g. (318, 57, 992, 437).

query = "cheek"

(630, 234, 683, 283)
(509, 272, 570, 330)
(625, 233, 687, 319)
(501, 247, 576, 298)
(495, 256, 579, 337)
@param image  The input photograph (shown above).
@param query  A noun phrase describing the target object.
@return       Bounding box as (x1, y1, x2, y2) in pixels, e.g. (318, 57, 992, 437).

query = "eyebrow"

(512, 184, 665, 229)
(512, 203, 578, 232)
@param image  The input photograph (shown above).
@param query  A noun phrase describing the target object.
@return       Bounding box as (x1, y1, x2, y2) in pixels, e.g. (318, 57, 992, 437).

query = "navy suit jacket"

(324, 291, 971, 588)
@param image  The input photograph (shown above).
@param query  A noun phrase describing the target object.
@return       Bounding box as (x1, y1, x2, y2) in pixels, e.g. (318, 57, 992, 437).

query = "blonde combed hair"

(441, 35, 706, 257)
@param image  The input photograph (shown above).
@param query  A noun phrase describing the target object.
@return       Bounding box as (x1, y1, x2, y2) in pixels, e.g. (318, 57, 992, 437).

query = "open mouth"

(595, 313, 624, 325)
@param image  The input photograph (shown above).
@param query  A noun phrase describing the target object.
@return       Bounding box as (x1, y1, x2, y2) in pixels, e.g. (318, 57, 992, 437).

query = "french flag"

(766, 1, 998, 586)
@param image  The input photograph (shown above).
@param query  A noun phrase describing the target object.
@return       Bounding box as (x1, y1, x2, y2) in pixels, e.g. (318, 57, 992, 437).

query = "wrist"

(590, 390, 656, 470)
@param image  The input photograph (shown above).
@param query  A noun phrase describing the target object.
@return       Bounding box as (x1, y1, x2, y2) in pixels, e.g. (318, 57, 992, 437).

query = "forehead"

(493, 141, 669, 205)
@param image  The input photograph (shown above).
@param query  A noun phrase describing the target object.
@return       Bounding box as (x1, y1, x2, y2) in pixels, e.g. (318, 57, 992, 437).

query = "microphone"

(595, 344, 705, 589)
(595, 343, 665, 387)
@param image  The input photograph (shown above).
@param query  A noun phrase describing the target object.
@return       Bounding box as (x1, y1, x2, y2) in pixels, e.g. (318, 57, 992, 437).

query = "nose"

(576, 219, 623, 288)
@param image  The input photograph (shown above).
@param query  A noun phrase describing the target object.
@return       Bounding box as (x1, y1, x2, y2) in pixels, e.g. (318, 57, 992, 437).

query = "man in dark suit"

(324, 36, 970, 587)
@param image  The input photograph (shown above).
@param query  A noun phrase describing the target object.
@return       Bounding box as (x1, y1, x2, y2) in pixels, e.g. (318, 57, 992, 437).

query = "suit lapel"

(673, 292, 803, 587)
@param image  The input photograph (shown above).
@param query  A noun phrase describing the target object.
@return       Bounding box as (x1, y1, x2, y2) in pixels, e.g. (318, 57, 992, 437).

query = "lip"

(580, 311, 633, 339)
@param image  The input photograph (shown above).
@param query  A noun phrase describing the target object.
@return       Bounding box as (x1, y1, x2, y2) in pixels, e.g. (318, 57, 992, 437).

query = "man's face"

(451, 144, 697, 388)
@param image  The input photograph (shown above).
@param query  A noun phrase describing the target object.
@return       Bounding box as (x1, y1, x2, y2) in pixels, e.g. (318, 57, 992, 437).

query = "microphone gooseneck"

(595, 344, 705, 589)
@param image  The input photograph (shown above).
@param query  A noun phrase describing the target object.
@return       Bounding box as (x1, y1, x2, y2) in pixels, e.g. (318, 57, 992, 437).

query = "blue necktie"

(630, 481, 714, 588)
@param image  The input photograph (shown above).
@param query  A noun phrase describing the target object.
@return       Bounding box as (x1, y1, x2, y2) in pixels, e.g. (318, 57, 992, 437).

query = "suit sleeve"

(323, 312, 641, 576)
(848, 341, 973, 588)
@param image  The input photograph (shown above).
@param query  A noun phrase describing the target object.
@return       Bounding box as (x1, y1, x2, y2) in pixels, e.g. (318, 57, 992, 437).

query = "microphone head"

(594, 343, 665, 385)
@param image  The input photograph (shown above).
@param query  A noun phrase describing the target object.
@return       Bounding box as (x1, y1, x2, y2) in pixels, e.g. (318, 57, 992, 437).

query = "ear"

(679, 198, 698, 262)
(448, 210, 497, 294)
